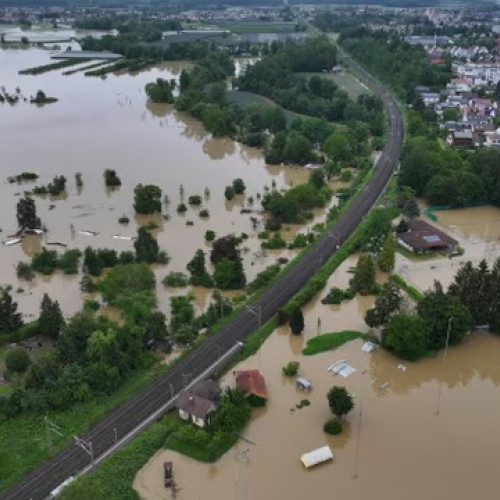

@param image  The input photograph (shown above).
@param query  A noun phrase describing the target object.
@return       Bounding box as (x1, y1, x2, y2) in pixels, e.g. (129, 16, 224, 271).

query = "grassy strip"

(396, 246, 440, 261)
(57, 417, 178, 500)
(392, 274, 424, 302)
(19, 59, 88, 75)
(0, 362, 169, 493)
(62, 60, 111, 76)
(302, 330, 377, 356)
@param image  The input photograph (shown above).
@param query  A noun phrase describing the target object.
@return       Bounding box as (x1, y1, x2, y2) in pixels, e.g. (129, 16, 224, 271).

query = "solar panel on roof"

(423, 235, 441, 243)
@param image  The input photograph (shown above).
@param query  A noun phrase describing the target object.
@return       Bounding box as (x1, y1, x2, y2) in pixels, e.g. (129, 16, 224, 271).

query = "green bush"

(31, 248, 59, 275)
(16, 262, 34, 281)
(321, 287, 348, 305)
(163, 272, 189, 287)
(188, 195, 202, 205)
(282, 361, 300, 377)
(288, 233, 310, 249)
(5, 346, 31, 374)
(58, 249, 82, 274)
(257, 231, 269, 240)
(262, 233, 286, 250)
(224, 185, 235, 201)
(204, 230, 216, 241)
(199, 209, 209, 218)
(177, 203, 187, 213)
(323, 419, 343, 435)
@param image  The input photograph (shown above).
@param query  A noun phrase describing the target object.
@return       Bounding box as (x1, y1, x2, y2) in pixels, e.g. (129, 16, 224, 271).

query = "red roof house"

(234, 369, 268, 406)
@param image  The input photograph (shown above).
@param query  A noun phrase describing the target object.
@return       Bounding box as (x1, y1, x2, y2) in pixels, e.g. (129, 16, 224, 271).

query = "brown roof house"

(234, 369, 268, 407)
(397, 219, 458, 254)
(175, 380, 221, 428)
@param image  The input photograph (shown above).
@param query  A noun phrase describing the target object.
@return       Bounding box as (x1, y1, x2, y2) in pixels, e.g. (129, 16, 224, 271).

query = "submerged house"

(397, 219, 458, 254)
(175, 379, 221, 428)
(234, 369, 268, 406)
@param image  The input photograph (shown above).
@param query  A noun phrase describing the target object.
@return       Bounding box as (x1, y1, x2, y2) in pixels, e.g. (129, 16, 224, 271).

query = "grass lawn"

(225, 22, 297, 34)
(225, 90, 303, 125)
(302, 331, 377, 356)
(302, 71, 371, 100)
(396, 246, 442, 261)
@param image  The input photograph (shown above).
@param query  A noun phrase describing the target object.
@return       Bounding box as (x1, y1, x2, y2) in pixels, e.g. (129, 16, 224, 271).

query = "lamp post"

(435, 317, 453, 416)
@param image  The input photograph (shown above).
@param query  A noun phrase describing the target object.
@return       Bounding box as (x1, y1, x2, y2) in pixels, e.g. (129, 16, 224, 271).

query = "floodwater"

(134, 265, 500, 500)
(133, 249, 500, 500)
(396, 206, 500, 293)
(0, 48, 336, 320)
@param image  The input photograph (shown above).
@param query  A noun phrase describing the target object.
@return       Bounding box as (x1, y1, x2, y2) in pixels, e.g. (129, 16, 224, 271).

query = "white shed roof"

(301, 446, 334, 468)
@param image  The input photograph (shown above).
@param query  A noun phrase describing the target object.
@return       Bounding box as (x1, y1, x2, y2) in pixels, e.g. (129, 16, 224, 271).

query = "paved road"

(1, 57, 404, 500)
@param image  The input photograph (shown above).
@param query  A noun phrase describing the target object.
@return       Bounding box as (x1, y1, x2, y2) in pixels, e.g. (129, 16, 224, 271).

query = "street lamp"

(443, 317, 453, 365)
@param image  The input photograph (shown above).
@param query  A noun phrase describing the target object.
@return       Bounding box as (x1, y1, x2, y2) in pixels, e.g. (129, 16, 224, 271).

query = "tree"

(213, 257, 246, 290)
(134, 227, 160, 263)
(133, 184, 162, 214)
(350, 254, 376, 295)
(382, 313, 429, 361)
(378, 234, 395, 272)
(224, 185, 235, 201)
(232, 178, 246, 195)
(289, 306, 305, 335)
(99, 263, 155, 305)
(145, 78, 174, 103)
(103, 169, 121, 187)
(187, 249, 213, 287)
(16, 197, 42, 231)
(5, 346, 30, 374)
(210, 387, 251, 434)
(0, 289, 23, 334)
(418, 281, 473, 350)
(402, 196, 420, 219)
(327, 386, 354, 419)
(210, 235, 239, 264)
(143, 311, 170, 348)
(364, 277, 402, 328)
(324, 133, 351, 162)
(39, 293, 65, 340)
(56, 311, 99, 364)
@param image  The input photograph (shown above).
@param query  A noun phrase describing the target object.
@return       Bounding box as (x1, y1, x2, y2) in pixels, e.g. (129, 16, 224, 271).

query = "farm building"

(397, 219, 458, 254)
(234, 369, 268, 406)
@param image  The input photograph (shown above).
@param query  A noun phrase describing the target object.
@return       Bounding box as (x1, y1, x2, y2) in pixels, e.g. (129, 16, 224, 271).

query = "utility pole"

(45, 416, 63, 452)
(74, 435, 94, 465)
(246, 305, 261, 329)
(317, 317, 322, 337)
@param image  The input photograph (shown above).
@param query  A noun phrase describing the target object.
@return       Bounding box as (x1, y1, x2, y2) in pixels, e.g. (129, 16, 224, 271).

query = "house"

(485, 133, 500, 147)
(420, 92, 440, 106)
(447, 130, 473, 147)
(175, 379, 221, 428)
(397, 219, 458, 254)
(234, 369, 268, 406)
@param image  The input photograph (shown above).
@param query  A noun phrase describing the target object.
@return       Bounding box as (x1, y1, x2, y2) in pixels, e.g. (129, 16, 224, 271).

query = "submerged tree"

(289, 306, 305, 335)
(327, 386, 354, 419)
(16, 196, 42, 231)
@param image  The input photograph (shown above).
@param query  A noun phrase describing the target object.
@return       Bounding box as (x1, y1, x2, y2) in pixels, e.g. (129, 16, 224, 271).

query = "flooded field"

(134, 246, 500, 500)
(0, 48, 335, 319)
(135, 296, 500, 500)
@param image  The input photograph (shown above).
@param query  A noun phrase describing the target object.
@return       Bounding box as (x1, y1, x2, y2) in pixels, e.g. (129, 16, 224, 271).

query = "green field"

(303, 71, 371, 100)
(224, 22, 298, 34)
(302, 331, 377, 355)
(225, 90, 303, 125)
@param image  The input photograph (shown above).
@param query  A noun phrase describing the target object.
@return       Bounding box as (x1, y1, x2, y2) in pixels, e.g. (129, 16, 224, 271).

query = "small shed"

(234, 369, 268, 407)
(300, 446, 334, 468)
(296, 377, 312, 391)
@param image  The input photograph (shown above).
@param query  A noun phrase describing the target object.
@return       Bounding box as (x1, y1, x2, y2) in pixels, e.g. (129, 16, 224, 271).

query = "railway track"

(1, 56, 404, 500)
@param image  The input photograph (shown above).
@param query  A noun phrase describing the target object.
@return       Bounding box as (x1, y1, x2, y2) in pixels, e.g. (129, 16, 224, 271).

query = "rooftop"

(234, 369, 268, 400)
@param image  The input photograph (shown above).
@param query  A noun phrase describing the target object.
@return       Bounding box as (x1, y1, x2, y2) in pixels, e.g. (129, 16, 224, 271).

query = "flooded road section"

(0, 49, 333, 318)
(135, 326, 500, 500)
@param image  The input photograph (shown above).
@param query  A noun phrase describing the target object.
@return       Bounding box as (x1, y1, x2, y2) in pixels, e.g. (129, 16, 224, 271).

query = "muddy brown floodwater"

(134, 256, 500, 500)
(396, 206, 500, 293)
(0, 48, 337, 320)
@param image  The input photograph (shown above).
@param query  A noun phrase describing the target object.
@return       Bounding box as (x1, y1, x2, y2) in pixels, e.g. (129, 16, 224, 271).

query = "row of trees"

(363, 262, 499, 362)
(400, 137, 500, 208)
